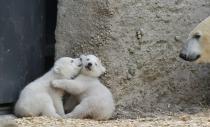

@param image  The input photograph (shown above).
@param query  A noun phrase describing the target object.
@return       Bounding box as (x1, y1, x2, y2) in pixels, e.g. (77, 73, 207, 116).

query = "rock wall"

(55, 0, 210, 118)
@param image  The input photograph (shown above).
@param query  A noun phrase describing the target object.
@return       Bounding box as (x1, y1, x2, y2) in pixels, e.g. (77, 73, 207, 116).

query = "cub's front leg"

(51, 79, 86, 95)
(51, 92, 65, 116)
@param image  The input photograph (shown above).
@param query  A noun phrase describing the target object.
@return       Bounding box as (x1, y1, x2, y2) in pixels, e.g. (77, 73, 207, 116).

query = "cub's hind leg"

(65, 100, 90, 119)
(42, 97, 61, 118)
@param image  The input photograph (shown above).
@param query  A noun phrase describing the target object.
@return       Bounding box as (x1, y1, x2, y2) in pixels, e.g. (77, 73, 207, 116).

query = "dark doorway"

(45, 0, 57, 71)
(0, 0, 57, 113)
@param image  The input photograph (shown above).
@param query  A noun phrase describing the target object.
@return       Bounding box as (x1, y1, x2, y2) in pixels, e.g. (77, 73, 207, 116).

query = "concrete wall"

(55, 0, 210, 118)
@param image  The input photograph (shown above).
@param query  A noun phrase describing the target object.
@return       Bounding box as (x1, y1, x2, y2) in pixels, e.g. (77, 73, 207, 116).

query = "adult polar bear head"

(54, 57, 82, 79)
(80, 55, 106, 77)
(180, 16, 210, 63)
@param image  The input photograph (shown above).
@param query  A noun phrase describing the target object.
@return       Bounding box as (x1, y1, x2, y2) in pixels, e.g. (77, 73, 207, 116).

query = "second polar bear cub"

(14, 57, 82, 118)
(52, 55, 115, 120)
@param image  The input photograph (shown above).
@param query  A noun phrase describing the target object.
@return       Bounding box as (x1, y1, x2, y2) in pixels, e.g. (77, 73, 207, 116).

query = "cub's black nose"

(87, 63, 92, 67)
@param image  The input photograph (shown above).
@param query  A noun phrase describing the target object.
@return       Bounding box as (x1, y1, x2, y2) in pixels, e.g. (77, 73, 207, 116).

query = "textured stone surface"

(55, 0, 210, 118)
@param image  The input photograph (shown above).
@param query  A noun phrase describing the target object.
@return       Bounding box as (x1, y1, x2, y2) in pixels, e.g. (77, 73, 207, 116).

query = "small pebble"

(174, 36, 181, 41)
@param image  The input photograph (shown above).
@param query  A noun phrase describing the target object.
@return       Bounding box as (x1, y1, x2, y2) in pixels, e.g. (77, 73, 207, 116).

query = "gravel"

(14, 113, 210, 127)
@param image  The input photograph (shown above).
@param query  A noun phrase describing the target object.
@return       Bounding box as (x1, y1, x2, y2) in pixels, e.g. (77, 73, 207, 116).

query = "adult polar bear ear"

(80, 54, 106, 77)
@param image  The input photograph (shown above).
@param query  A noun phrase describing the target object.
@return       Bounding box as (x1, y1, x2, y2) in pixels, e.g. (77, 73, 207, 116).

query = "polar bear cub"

(52, 55, 115, 120)
(14, 57, 82, 118)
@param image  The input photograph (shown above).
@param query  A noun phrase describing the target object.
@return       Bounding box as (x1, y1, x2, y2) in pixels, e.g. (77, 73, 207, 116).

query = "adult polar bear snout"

(179, 32, 202, 62)
(80, 55, 106, 77)
(179, 16, 210, 63)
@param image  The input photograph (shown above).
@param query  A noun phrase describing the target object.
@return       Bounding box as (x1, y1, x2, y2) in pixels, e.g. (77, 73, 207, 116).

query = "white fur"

(14, 57, 82, 118)
(182, 38, 202, 57)
(52, 55, 115, 120)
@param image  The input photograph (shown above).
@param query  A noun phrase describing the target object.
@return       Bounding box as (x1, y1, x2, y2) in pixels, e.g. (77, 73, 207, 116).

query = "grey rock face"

(55, 0, 210, 118)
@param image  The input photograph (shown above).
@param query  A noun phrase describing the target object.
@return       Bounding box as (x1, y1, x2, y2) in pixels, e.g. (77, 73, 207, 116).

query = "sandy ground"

(11, 113, 210, 127)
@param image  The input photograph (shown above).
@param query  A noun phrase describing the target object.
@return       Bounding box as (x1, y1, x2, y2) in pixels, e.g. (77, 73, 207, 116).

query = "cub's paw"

(64, 114, 71, 119)
(51, 80, 61, 88)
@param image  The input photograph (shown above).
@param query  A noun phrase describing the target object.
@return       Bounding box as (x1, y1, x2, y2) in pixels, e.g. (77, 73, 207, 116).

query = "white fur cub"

(14, 57, 82, 118)
(52, 55, 115, 120)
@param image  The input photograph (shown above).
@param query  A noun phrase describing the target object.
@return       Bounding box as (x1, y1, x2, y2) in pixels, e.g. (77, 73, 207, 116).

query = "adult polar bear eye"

(193, 34, 201, 39)
(95, 63, 98, 66)
(192, 32, 201, 40)
(71, 60, 74, 63)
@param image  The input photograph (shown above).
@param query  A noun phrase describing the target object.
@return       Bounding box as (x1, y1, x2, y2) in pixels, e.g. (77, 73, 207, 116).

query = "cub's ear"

(101, 66, 106, 73)
(53, 65, 61, 74)
(80, 55, 86, 59)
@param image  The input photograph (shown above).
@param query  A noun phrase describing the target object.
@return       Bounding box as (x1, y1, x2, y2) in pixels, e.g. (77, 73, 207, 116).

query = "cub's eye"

(87, 58, 90, 61)
(71, 60, 74, 63)
(95, 63, 98, 66)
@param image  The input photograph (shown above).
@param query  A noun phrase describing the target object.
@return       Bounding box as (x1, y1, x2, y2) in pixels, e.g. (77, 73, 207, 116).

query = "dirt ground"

(11, 111, 210, 127)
